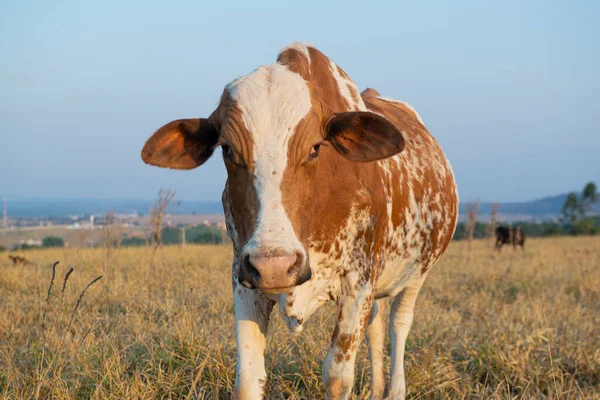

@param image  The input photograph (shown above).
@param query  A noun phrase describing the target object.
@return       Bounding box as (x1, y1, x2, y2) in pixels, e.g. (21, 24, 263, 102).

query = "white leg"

(365, 299, 386, 400)
(387, 283, 422, 400)
(323, 279, 375, 400)
(233, 284, 274, 400)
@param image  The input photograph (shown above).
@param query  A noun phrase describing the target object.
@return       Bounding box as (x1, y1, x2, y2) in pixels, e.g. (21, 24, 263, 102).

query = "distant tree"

(121, 237, 146, 247)
(581, 181, 598, 217)
(42, 236, 64, 248)
(160, 225, 223, 245)
(19, 243, 41, 251)
(0, 246, 6, 253)
(453, 222, 487, 240)
(542, 223, 563, 236)
(561, 192, 581, 226)
(577, 181, 598, 235)
(560, 182, 598, 235)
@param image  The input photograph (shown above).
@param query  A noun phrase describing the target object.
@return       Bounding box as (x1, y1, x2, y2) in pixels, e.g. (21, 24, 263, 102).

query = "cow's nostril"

(243, 255, 260, 280)
(286, 253, 303, 276)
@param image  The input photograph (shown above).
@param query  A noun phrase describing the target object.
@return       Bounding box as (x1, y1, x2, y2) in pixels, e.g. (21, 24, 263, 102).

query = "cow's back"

(363, 91, 458, 297)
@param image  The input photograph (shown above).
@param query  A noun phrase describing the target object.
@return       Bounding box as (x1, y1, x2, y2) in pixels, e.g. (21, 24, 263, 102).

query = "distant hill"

(459, 193, 600, 222)
(3, 197, 223, 218)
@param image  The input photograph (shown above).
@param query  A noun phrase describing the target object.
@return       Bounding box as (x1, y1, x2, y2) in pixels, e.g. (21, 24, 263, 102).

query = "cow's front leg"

(323, 282, 375, 400)
(365, 300, 386, 400)
(233, 284, 274, 399)
(387, 282, 423, 400)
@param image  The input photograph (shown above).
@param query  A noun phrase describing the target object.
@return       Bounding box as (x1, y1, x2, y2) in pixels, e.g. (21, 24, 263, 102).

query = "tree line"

(11, 236, 65, 251)
(560, 181, 598, 235)
(121, 225, 225, 247)
(454, 181, 598, 240)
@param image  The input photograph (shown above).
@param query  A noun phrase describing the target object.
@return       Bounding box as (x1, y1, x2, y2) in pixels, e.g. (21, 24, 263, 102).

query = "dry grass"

(1, 237, 599, 399)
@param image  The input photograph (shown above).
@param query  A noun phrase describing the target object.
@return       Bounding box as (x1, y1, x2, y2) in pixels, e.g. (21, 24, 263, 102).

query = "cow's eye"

(222, 145, 233, 159)
(309, 144, 321, 159)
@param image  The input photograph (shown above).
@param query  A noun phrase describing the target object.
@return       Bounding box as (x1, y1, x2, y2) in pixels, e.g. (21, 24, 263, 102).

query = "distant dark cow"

(8, 255, 25, 265)
(495, 226, 525, 251)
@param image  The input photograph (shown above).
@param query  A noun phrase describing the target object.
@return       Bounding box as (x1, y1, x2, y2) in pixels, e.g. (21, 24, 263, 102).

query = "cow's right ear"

(325, 111, 405, 162)
(141, 118, 219, 170)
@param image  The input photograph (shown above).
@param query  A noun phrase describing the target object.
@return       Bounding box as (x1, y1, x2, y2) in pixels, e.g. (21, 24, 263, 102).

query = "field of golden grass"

(1, 237, 599, 399)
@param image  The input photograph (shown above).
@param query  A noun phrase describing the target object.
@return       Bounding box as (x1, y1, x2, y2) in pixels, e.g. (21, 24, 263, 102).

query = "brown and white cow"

(141, 43, 458, 399)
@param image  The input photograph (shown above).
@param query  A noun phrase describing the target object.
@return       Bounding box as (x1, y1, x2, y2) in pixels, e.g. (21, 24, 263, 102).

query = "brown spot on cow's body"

(338, 333, 356, 354)
(279, 46, 357, 114)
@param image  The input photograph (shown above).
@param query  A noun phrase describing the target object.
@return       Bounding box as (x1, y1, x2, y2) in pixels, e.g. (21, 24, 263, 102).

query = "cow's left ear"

(325, 112, 405, 162)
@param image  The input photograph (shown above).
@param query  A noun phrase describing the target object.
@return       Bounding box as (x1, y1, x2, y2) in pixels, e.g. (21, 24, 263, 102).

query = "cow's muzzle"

(239, 248, 311, 292)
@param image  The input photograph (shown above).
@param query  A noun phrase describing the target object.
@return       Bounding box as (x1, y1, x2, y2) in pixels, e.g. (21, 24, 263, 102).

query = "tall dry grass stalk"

(487, 203, 499, 242)
(74, 230, 86, 266)
(0, 238, 599, 398)
(31, 260, 102, 400)
(149, 189, 176, 270)
(465, 202, 479, 254)
(102, 211, 121, 275)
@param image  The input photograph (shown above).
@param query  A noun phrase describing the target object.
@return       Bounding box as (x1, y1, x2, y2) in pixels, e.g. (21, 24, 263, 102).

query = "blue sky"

(1, 0, 598, 203)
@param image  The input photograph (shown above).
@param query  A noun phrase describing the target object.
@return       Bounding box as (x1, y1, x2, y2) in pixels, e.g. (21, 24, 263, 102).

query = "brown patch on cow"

(213, 97, 264, 259)
(315, 240, 333, 255)
(279, 46, 354, 114)
(280, 112, 323, 248)
(360, 305, 372, 330)
(277, 47, 310, 79)
(335, 352, 344, 363)
(338, 333, 355, 354)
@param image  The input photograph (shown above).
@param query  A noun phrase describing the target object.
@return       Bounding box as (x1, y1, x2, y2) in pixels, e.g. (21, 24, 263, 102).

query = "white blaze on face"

(227, 64, 312, 254)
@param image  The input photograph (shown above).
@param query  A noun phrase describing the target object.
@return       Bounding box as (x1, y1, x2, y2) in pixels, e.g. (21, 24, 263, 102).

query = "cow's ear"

(141, 118, 219, 170)
(325, 112, 405, 162)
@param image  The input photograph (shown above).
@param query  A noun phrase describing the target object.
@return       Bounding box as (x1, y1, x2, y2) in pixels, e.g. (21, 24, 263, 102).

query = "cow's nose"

(240, 251, 309, 291)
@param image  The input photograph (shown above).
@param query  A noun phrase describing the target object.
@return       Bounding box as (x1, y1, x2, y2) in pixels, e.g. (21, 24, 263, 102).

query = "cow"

(141, 43, 458, 400)
(495, 225, 525, 251)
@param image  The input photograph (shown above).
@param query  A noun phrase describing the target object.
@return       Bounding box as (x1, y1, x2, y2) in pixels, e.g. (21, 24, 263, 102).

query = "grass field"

(1, 237, 599, 399)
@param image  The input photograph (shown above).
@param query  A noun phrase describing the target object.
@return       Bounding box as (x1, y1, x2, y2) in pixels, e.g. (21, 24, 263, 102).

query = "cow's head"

(141, 44, 405, 292)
